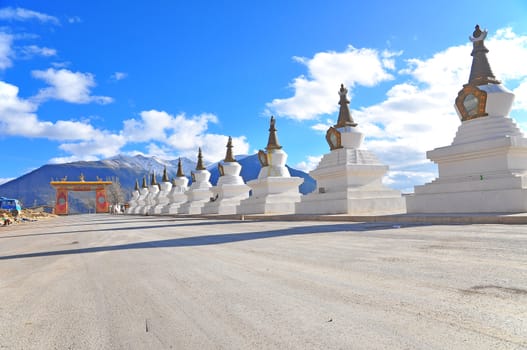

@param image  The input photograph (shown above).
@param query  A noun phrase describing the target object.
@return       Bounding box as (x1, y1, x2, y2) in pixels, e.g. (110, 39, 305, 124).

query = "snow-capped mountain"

(0, 154, 315, 213)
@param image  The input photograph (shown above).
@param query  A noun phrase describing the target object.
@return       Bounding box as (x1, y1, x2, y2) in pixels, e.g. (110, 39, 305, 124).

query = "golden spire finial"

(335, 84, 358, 128)
(224, 136, 236, 162)
(176, 158, 185, 177)
(468, 24, 500, 86)
(266, 116, 282, 150)
(142, 176, 148, 188)
(151, 171, 157, 186)
(134, 179, 139, 191)
(196, 148, 206, 170)
(162, 166, 169, 182)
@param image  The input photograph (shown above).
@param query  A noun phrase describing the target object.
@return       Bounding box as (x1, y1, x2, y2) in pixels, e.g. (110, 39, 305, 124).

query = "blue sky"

(1, 1, 527, 192)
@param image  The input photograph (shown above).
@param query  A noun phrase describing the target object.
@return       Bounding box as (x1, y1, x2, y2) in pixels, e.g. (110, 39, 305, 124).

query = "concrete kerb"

(139, 212, 527, 225)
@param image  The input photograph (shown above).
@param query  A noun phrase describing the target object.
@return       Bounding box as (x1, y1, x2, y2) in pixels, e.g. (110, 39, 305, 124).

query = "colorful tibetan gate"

(50, 174, 112, 215)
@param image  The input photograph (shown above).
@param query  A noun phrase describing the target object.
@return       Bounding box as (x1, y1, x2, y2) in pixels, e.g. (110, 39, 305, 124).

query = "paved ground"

(0, 214, 526, 349)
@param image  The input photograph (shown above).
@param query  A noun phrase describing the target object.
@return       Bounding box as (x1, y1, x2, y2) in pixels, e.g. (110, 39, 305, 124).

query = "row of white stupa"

(127, 26, 527, 215)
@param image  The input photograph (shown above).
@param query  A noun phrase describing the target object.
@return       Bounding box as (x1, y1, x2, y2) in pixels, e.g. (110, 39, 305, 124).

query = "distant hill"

(0, 154, 315, 213)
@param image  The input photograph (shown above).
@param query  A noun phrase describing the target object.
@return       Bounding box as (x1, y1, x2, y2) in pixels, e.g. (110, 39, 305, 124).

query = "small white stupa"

(407, 25, 527, 213)
(126, 179, 140, 214)
(139, 172, 159, 215)
(161, 158, 189, 214)
(296, 84, 406, 215)
(238, 117, 303, 215)
(149, 167, 172, 215)
(178, 148, 213, 215)
(131, 176, 149, 214)
(202, 137, 250, 215)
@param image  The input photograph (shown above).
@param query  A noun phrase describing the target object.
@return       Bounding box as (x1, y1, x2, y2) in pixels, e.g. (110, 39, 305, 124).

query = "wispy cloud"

(0, 7, 60, 25)
(67, 16, 81, 24)
(0, 32, 13, 70)
(20, 45, 57, 58)
(111, 71, 127, 81)
(32, 68, 113, 104)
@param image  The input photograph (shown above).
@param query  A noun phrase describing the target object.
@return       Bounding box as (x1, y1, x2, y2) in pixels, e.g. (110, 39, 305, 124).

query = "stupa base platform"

(160, 203, 186, 215)
(296, 188, 406, 215)
(138, 206, 152, 215)
(178, 200, 210, 215)
(202, 197, 247, 215)
(407, 185, 527, 214)
(238, 193, 302, 215)
(149, 203, 169, 215)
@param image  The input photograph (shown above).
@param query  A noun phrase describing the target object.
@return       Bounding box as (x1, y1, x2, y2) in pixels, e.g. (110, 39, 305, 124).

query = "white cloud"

(0, 81, 110, 141)
(0, 80, 249, 165)
(32, 68, 113, 104)
(56, 132, 126, 160)
(20, 45, 57, 58)
(383, 170, 437, 194)
(0, 32, 13, 70)
(122, 110, 249, 162)
(295, 155, 323, 172)
(513, 79, 527, 111)
(111, 72, 127, 81)
(0, 7, 60, 25)
(67, 16, 81, 24)
(199, 134, 249, 163)
(266, 45, 397, 121)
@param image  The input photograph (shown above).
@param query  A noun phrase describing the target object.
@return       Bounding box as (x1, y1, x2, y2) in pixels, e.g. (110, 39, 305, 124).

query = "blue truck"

(0, 197, 22, 215)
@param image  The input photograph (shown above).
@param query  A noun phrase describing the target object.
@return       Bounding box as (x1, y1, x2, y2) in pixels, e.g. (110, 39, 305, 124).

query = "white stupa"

(126, 179, 140, 214)
(178, 148, 213, 215)
(139, 172, 159, 215)
(161, 159, 189, 214)
(131, 176, 149, 214)
(407, 25, 527, 213)
(238, 117, 303, 215)
(149, 167, 172, 215)
(296, 84, 406, 215)
(202, 137, 250, 215)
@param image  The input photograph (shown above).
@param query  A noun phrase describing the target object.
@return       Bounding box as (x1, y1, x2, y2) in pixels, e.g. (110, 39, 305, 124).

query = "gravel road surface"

(0, 214, 526, 349)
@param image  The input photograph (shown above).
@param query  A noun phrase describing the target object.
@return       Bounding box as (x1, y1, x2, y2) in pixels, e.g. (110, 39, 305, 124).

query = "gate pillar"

(96, 188, 109, 213)
(55, 188, 69, 215)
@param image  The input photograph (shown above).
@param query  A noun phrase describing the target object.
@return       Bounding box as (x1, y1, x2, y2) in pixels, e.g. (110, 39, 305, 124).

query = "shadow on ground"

(0, 221, 414, 260)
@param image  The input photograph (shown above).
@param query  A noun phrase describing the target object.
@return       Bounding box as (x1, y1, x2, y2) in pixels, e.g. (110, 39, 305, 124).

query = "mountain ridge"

(0, 154, 315, 212)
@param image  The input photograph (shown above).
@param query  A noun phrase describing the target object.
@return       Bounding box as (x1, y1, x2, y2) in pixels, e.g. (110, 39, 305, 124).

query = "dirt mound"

(1, 208, 56, 226)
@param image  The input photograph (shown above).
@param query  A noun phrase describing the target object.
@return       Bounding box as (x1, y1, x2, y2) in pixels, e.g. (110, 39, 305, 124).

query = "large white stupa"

(406, 25, 527, 213)
(161, 159, 189, 214)
(238, 117, 303, 215)
(149, 167, 172, 214)
(131, 176, 149, 214)
(139, 172, 159, 215)
(296, 84, 406, 215)
(178, 148, 213, 215)
(202, 137, 250, 215)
